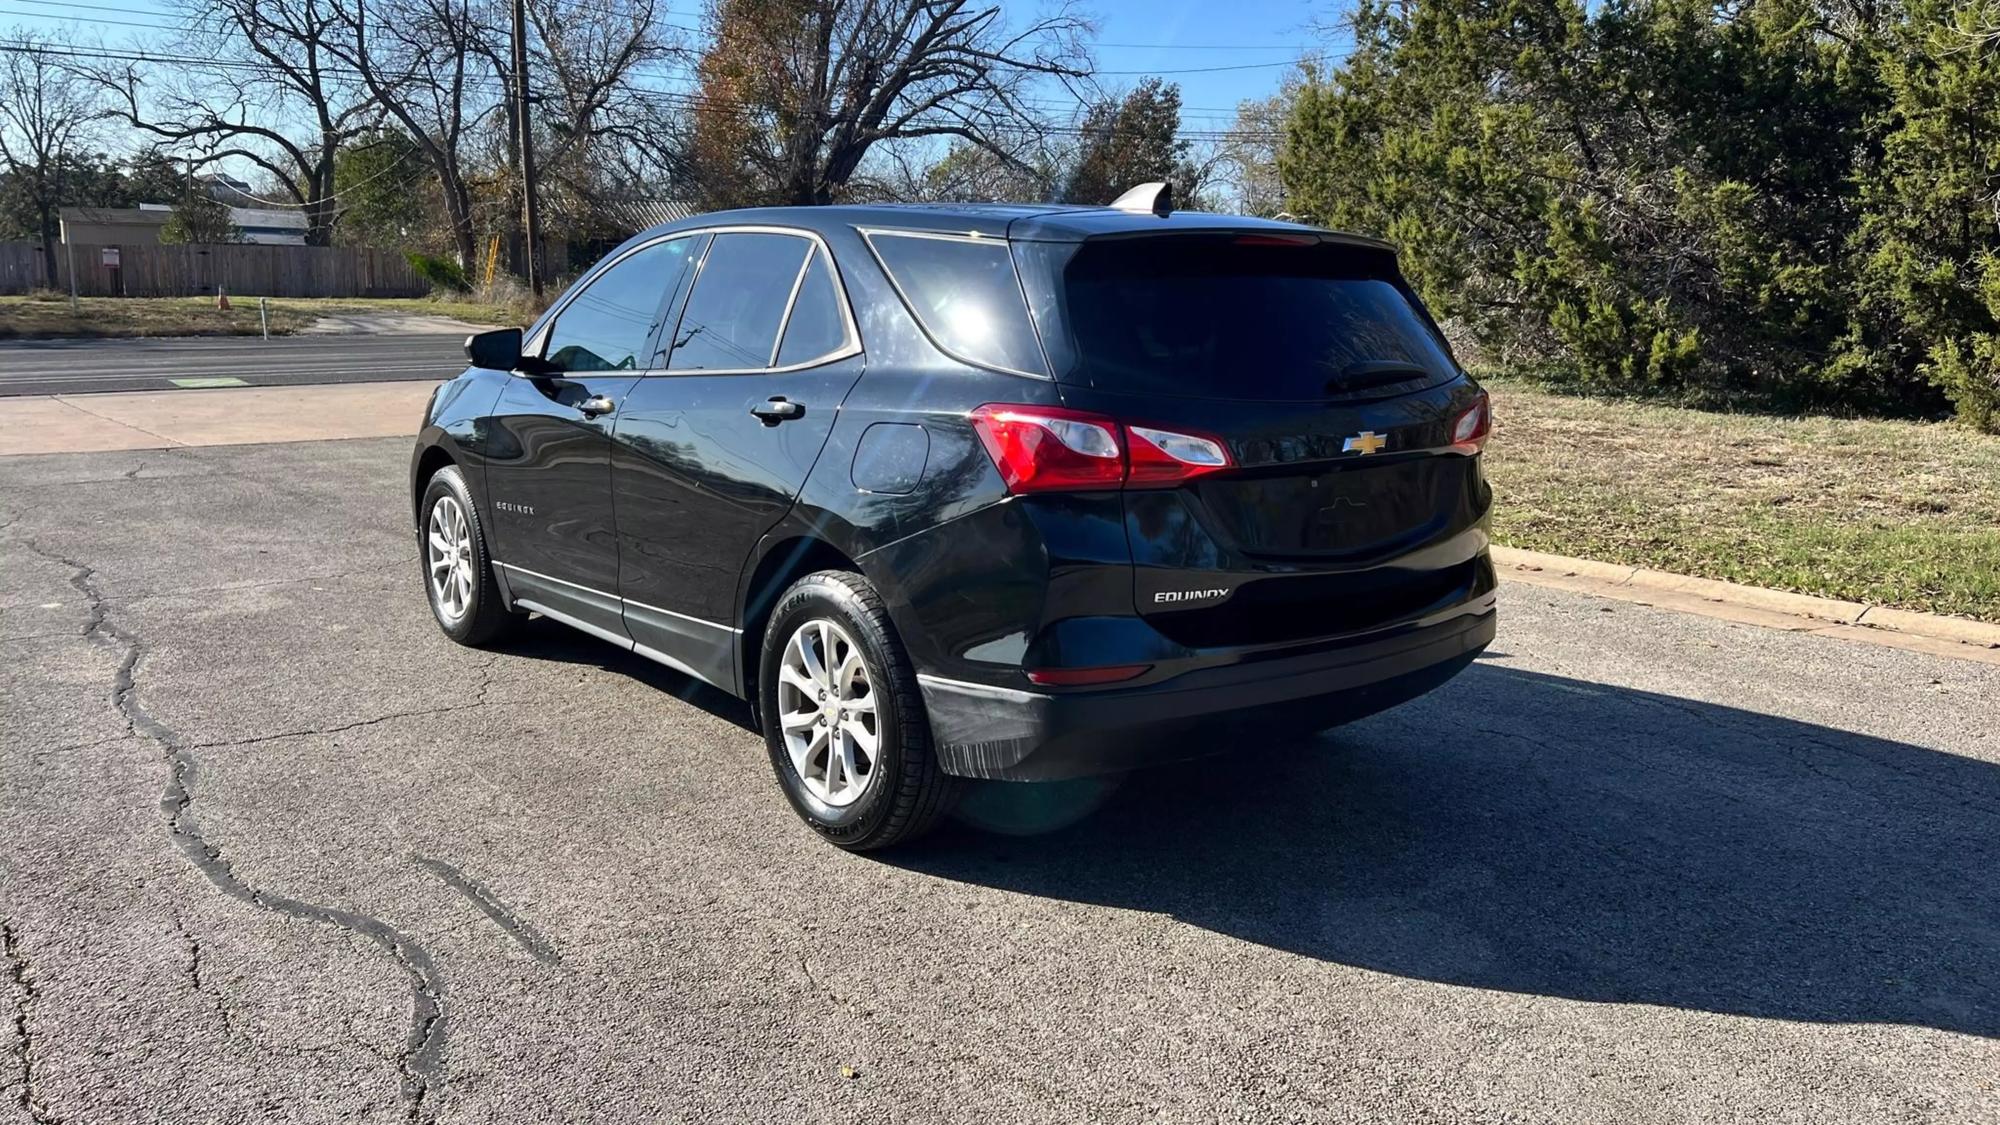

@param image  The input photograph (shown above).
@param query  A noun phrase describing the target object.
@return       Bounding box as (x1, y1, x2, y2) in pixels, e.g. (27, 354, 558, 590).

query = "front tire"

(419, 465, 522, 646)
(759, 570, 958, 851)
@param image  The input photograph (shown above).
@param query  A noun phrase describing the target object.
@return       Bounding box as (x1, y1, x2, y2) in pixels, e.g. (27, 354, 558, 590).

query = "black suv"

(410, 191, 1496, 850)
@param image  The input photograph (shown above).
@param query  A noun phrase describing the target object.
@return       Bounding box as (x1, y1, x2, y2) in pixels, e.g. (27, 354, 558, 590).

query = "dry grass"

(1483, 380, 2000, 621)
(0, 295, 521, 339)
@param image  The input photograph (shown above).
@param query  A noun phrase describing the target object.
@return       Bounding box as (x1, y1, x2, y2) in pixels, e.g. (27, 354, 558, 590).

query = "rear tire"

(419, 465, 523, 647)
(759, 570, 959, 850)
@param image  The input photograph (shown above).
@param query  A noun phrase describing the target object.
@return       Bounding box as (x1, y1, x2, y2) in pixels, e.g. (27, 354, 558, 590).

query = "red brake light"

(1450, 392, 1491, 453)
(968, 405, 1236, 493)
(968, 404, 1125, 493)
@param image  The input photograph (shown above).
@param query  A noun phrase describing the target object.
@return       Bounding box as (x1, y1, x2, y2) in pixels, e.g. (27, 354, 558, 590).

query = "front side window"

(542, 236, 695, 372)
(668, 233, 813, 371)
(864, 231, 1048, 376)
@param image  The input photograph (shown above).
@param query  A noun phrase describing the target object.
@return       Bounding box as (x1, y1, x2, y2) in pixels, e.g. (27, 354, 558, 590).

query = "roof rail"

(1110, 181, 1174, 217)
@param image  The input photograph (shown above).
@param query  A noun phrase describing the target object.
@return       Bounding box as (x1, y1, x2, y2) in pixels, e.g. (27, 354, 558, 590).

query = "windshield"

(1051, 236, 1458, 399)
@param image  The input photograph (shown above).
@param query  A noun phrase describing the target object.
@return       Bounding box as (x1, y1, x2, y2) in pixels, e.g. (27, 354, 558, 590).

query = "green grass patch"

(1484, 381, 2000, 621)
(0, 295, 521, 339)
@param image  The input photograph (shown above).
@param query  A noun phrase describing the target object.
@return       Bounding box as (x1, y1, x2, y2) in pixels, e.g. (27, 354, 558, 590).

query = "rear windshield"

(1053, 236, 1458, 399)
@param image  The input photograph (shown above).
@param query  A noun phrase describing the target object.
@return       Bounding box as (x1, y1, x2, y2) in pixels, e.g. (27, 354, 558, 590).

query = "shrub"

(404, 251, 471, 294)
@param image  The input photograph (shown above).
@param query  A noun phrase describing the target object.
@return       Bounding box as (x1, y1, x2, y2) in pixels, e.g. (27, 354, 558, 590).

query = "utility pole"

(512, 0, 544, 299)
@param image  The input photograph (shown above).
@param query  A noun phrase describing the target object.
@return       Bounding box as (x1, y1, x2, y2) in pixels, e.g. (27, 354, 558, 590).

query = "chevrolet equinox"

(410, 186, 1496, 850)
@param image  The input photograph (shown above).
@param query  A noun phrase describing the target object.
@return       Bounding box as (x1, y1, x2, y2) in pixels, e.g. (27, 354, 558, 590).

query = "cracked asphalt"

(3, 437, 1998, 1124)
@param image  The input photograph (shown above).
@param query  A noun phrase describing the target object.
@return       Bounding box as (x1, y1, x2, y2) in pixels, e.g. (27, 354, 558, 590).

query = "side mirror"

(465, 327, 526, 371)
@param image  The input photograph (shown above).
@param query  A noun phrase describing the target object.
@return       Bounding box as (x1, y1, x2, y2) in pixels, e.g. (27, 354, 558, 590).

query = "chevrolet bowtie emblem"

(1342, 431, 1388, 455)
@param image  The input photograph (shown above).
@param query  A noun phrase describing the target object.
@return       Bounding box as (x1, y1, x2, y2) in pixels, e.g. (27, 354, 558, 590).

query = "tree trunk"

(38, 212, 59, 290)
(442, 172, 478, 272)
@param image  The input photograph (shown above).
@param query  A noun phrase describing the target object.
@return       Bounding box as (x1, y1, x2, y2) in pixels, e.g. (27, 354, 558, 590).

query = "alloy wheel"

(775, 618, 879, 807)
(425, 495, 475, 623)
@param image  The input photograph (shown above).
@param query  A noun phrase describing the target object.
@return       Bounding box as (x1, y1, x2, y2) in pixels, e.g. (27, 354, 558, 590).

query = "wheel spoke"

(790, 723, 826, 779)
(826, 726, 847, 793)
(779, 707, 819, 730)
(840, 717, 878, 756)
(835, 649, 864, 692)
(777, 663, 817, 699)
(836, 735, 862, 794)
(430, 555, 453, 578)
(815, 622, 836, 687)
(794, 628, 826, 685)
(428, 531, 453, 555)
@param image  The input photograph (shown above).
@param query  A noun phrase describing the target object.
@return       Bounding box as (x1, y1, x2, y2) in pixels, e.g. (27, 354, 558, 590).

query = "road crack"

(4, 921, 56, 1125)
(24, 539, 450, 1124)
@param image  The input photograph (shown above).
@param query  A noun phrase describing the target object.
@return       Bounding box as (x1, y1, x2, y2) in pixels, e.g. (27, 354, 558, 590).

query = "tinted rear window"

(1056, 237, 1457, 399)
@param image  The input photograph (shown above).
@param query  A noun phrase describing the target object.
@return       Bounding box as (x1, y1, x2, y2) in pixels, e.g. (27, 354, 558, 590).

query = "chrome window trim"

(495, 560, 741, 633)
(767, 248, 817, 367)
(855, 226, 1052, 381)
(654, 224, 863, 377)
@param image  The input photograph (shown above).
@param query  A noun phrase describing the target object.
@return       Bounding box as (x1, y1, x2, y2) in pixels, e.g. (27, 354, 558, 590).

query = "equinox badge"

(1155, 588, 1230, 604)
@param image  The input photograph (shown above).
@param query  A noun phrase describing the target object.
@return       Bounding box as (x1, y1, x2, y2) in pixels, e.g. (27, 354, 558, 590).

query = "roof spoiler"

(1110, 181, 1174, 217)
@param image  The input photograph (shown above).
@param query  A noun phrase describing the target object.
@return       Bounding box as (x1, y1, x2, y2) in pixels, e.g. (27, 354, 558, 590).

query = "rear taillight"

(967, 405, 1125, 492)
(968, 404, 1235, 494)
(1450, 392, 1491, 453)
(1126, 425, 1231, 487)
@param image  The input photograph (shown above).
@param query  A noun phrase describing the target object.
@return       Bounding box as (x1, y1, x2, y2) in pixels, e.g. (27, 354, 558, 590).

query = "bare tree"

(1213, 71, 1307, 217)
(686, 0, 1093, 207)
(95, 0, 381, 245)
(0, 31, 106, 286)
(477, 0, 677, 265)
(325, 0, 505, 268)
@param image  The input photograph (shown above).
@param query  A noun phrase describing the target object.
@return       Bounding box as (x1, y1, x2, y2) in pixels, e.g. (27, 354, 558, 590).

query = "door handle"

(750, 396, 805, 425)
(577, 394, 616, 418)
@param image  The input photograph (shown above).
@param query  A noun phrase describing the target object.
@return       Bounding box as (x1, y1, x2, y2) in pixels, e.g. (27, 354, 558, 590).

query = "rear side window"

(1055, 236, 1458, 399)
(865, 231, 1048, 376)
(542, 236, 694, 372)
(669, 232, 812, 371)
(776, 248, 850, 367)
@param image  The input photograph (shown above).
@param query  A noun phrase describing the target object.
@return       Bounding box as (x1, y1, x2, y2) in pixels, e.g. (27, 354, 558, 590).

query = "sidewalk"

(0, 380, 438, 456)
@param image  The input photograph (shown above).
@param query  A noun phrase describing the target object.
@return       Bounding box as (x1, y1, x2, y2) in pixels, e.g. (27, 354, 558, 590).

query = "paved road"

(2, 438, 1997, 1124)
(0, 334, 469, 396)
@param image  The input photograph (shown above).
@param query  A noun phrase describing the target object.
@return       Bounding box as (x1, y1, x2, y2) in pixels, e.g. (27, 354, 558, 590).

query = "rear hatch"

(1015, 231, 1493, 648)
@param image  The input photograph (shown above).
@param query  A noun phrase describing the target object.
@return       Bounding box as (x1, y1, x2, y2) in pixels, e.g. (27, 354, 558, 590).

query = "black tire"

(758, 570, 959, 851)
(418, 464, 523, 647)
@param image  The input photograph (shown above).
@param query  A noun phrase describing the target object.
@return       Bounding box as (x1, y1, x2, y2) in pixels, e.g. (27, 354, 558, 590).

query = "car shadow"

(890, 661, 2000, 1039)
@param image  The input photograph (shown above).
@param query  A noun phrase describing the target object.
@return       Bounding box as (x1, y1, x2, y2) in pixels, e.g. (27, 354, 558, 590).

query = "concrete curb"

(1493, 545, 2000, 655)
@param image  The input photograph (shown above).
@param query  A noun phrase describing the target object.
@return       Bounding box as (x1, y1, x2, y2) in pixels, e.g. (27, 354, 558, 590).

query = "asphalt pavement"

(0, 333, 470, 396)
(2, 437, 1997, 1124)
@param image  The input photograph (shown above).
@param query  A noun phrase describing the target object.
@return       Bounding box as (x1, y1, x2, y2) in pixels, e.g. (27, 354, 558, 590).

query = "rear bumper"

(918, 600, 1495, 781)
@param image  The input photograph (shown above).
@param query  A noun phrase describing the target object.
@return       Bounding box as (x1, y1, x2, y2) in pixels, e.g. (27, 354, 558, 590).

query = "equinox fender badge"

(1154, 588, 1231, 604)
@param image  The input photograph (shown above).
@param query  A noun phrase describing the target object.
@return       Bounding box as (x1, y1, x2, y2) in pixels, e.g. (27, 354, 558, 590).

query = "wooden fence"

(0, 241, 429, 298)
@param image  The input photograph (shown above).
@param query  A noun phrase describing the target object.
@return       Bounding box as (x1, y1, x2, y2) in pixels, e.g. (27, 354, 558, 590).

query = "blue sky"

(1, 0, 1331, 121)
(1084, 0, 1331, 125)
